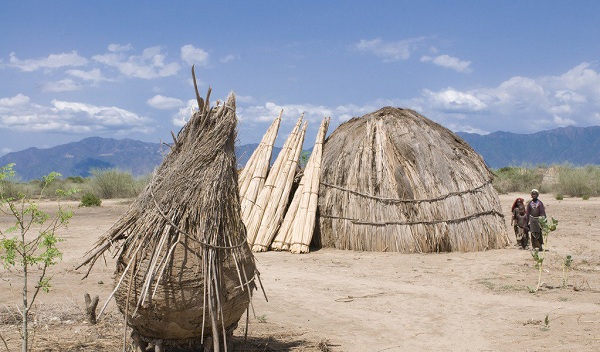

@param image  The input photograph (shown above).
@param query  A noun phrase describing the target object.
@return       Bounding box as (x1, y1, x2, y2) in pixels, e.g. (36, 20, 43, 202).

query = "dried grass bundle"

(245, 116, 307, 250)
(271, 116, 330, 253)
(317, 107, 509, 253)
(239, 111, 282, 222)
(77, 68, 259, 351)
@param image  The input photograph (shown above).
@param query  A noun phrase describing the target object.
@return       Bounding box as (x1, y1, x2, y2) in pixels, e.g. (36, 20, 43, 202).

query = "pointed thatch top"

(317, 107, 508, 253)
(78, 84, 258, 348)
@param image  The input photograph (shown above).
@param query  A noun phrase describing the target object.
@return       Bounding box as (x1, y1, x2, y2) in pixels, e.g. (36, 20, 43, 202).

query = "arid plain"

(0, 193, 599, 351)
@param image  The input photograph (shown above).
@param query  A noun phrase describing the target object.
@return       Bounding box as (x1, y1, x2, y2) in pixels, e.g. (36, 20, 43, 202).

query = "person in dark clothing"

(511, 197, 528, 249)
(526, 189, 547, 251)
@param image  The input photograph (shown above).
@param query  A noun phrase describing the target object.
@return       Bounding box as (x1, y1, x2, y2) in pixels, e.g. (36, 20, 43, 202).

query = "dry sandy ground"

(1, 193, 599, 351)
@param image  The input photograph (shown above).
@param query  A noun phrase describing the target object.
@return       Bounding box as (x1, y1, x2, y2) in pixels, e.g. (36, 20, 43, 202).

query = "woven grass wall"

(317, 107, 509, 253)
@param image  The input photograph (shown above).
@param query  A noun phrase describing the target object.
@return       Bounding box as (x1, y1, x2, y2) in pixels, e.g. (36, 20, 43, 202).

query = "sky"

(1, 1, 600, 156)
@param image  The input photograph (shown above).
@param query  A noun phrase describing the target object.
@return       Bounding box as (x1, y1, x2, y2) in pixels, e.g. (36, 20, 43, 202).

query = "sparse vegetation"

(90, 168, 138, 199)
(0, 164, 77, 351)
(528, 217, 558, 293)
(80, 192, 102, 207)
(299, 150, 311, 168)
(492, 166, 544, 193)
(556, 165, 600, 197)
(562, 254, 573, 287)
(256, 315, 268, 323)
(493, 164, 600, 197)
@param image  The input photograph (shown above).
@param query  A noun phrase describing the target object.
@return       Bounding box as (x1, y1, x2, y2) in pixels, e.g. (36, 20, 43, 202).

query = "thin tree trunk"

(22, 242, 28, 352)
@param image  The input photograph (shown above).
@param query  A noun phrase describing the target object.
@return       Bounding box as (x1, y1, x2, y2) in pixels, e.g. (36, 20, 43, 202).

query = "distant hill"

(1, 125, 598, 181)
(0, 137, 282, 181)
(0, 137, 166, 181)
(456, 125, 600, 168)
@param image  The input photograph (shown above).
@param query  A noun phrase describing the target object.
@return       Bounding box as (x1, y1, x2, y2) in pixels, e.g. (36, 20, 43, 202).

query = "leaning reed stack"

(251, 120, 307, 251)
(244, 116, 304, 245)
(317, 107, 509, 253)
(271, 116, 330, 253)
(77, 68, 259, 352)
(239, 111, 282, 223)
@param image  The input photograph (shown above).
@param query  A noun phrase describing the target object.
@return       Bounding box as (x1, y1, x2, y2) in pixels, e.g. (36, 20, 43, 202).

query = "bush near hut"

(90, 168, 137, 199)
(80, 192, 102, 207)
(492, 166, 544, 194)
(491, 164, 600, 198)
(555, 165, 600, 197)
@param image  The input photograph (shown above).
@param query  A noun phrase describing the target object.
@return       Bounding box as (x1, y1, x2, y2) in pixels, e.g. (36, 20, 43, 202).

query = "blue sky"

(1, 1, 600, 156)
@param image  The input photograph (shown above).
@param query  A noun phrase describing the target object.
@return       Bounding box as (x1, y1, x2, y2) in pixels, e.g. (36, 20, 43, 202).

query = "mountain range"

(456, 125, 600, 168)
(0, 125, 598, 181)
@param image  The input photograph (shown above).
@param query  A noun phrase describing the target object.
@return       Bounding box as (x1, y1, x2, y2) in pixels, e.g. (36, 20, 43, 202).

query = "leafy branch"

(0, 164, 76, 351)
(528, 216, 558, 293)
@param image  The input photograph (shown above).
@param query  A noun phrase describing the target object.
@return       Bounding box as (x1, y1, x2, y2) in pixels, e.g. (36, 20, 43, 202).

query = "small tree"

(528, 216, 558, 293)
(0, 164, 76, 352)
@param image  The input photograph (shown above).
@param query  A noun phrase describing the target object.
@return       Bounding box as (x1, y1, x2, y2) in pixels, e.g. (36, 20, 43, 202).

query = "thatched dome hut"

(317, 107, 508, 253)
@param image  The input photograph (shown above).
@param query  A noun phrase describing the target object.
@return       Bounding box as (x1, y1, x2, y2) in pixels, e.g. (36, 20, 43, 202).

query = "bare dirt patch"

(1, 194, 599, 351)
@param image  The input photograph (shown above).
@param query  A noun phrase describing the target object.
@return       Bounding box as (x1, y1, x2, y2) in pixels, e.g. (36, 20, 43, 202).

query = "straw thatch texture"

(78, 81, 258, 350)
(243, 117, 300, 245)
(317, 107, 509, 253)
(244, 116, 307, 249)
(239, 111, 282, 223)
(271, 116, 330, 253)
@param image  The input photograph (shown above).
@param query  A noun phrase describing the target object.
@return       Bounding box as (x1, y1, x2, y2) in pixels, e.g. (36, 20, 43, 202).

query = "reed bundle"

(271, 116, 330, 253)
(317, 107, 509, 253)
(77, 68, 259, 351)
(245, 116, 307, 250)
(239, 111, 282, 223)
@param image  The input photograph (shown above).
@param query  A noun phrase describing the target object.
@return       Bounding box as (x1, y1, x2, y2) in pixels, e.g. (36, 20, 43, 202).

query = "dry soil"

(0, 193, 599, 351)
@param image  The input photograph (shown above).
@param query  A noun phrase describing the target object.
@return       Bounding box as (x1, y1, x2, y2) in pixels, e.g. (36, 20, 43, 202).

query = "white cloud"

(93, 46, 180, 79)
(42, 79, 81, 92)
(220, 54, 237, 63)
(0, 147, 11, 156)
(0, 94, 30, 108)
(408, 62, 600, 133)
(66, 68, 110, 82)
(355, 37, 425, 62)
(235, 95, 256, 104)
(238, 102, 332, 123)
(173, 99, 197, 127)
(108, 43, 133, 52)
(181, 45, 209, 66)
(553, 115, 576, 126)
(8, 51, 88, 72)
(237, 101, 377, 126)
(147, 95, 184, 110)
(422, 89, 486, 113)
(0, 98, 153, 134)
(421, 54, 472, 73)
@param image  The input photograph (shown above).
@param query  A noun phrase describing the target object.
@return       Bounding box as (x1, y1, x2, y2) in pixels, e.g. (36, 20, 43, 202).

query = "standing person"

(526, 189, 547, 251)
(511, 197, 528, 249)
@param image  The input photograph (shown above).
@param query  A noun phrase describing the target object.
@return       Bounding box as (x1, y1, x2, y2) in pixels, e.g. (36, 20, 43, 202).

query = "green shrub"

(556, 165, 600, 197)
(133, 173, 152, 195)
(492, 166, 544, 193)
(80, 192, 102, 207)
(66, 176, 86, 183)
(555, 194, 564, 200)
(90, 168, 137, 199)
(582, 195, 590, 200)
